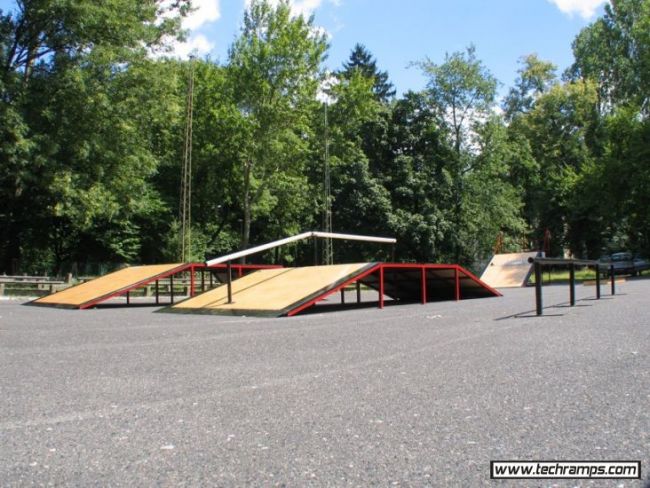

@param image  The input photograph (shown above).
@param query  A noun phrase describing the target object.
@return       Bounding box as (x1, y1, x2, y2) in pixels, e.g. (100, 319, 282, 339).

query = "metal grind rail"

(531, 257, 617, 316)
(205, 231, 397, 304)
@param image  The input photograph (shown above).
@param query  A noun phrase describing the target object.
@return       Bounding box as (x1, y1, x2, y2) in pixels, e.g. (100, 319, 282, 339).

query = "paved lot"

(1, 279, 649, 487)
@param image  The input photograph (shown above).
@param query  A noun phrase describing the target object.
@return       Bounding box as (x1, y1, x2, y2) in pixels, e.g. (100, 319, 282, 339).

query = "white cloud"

(172, 34, 215, 58)
(184, 0, 221, 30)
(157, 0, 220, 59)
(547, 0, 608, 19)
(244, 0, 340, 18)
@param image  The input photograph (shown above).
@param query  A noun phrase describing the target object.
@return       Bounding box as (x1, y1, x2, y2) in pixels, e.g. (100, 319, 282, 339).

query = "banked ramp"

(30, 264, 191, 309)
(480, 252, 539, 288)
(165, 263, 500, 317)
(29, 263, 279, 309)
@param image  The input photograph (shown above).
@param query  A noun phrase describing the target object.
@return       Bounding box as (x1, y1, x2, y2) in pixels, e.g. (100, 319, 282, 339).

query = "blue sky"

(0, 0, 609, 96)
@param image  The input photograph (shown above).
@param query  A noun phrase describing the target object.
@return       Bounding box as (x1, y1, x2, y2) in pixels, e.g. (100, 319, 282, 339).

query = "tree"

(567, 0, 650, 112)
(341, 43, 395, 102)
(0, 0, 189, 273)
(416, 46, 504, 262)
(227, 0, 327, 251)
(503, 54, 557, 120)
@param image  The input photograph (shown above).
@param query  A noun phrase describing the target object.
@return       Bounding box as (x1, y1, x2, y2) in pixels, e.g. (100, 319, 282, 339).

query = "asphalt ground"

(1, 279, 649, 487)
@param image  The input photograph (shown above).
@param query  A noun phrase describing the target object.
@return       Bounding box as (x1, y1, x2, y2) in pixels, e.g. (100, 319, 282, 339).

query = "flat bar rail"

(530, 257, 616, 316)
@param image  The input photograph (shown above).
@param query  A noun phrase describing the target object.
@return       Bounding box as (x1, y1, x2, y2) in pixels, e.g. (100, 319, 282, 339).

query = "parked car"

(602, 252, 648, 276)
(634, 256, 649, 275)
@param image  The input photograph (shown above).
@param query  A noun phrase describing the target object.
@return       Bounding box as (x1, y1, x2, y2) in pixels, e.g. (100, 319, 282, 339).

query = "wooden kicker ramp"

(480, 252, 540, 288)
(28, 263, 279, 309)
(165, 263, 501, 318)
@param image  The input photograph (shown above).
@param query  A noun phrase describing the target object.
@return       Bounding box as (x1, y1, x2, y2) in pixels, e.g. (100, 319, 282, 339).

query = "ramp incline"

(166, 263, 500, 318)
(167, 263, 377, 317)
(30, 264, 190, 309)
(480, 252, 539, 288)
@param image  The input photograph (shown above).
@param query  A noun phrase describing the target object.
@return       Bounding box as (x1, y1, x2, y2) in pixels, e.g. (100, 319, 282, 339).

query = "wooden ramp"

(29, 264, 190, 309)
(165, 263, 500, 318)
(28, 263, 281, 310)
(480, 252, 539, 288)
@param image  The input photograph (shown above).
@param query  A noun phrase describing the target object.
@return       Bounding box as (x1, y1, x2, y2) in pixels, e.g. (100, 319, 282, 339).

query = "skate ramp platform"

(29, 264, 190, 309)
(480, 252, 539, 288)
(28, 263, 282, 310)
(165, 263, 500, 318)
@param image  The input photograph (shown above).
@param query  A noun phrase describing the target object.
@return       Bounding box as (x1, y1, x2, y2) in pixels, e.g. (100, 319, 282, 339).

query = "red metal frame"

(286, 264, 382, 317)
(285, 263, 501, 317)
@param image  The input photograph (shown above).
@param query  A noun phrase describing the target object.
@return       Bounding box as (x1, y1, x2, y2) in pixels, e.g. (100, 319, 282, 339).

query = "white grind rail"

(205, 231, 397, 266)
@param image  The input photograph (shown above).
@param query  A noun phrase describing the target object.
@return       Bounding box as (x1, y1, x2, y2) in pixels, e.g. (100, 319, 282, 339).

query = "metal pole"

(595, 265, 601, 299)
(227, 261, 233, 304)
(421, 266, 427, 304)
(170, 275, 174, 304)
(569, 263, 576, 306)
(379, 266, 385, 309)
(610, 264, 615, 296)
(201, 268, 205, 292)
(155, 280, 159, 305)
(190, 265, 195, 297)
(535, 261, 543, 316)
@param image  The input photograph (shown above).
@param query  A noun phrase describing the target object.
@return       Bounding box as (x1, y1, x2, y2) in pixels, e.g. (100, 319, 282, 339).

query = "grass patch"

(528, 268, 599, 285)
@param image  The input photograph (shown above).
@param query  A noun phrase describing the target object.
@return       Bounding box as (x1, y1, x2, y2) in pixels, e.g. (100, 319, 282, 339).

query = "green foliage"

(1, 0, 649, 275)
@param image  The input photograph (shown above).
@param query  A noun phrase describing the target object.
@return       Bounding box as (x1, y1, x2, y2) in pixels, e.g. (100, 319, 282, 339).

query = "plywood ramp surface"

(170, 263, 374, 317)
(33, 264, 184, 308)
(480, 252, 538, 288)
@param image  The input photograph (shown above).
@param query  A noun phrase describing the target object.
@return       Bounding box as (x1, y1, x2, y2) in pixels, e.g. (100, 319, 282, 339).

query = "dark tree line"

(1, 0, 648, 276)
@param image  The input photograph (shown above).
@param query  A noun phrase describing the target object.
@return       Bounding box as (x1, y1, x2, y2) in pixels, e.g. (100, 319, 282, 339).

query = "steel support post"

(535, 262, 543, 316)
(379, 266, 385, 309)
(569, 263, 576, 306)
(227, 261, 233, 304)
(421, 266, 427, 304)
(190, 265, 195, 297)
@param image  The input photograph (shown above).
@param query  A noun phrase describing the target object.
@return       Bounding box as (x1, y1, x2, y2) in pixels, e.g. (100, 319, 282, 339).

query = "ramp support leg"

(421, 267, 427, 304)
(210, 271, 214, 288)
(455, 267, 460, 301)
(356, 281, 361, 303)
(227, 262, 233, 304)
(190, 265, 195, 297)
(595, 265, 601, 299)
(170, 275, 175, 304)
(201, 268, 205, 292)
(127, 291, 130, 305)
(340, 288, 345, 304)
(379, 266, 385, 309)
(155, 280, 159, 305)
(610, 265, 615, 295)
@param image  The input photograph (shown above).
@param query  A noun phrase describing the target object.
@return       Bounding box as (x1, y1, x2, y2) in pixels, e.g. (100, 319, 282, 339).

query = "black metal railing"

(530, 257, 616, 316)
